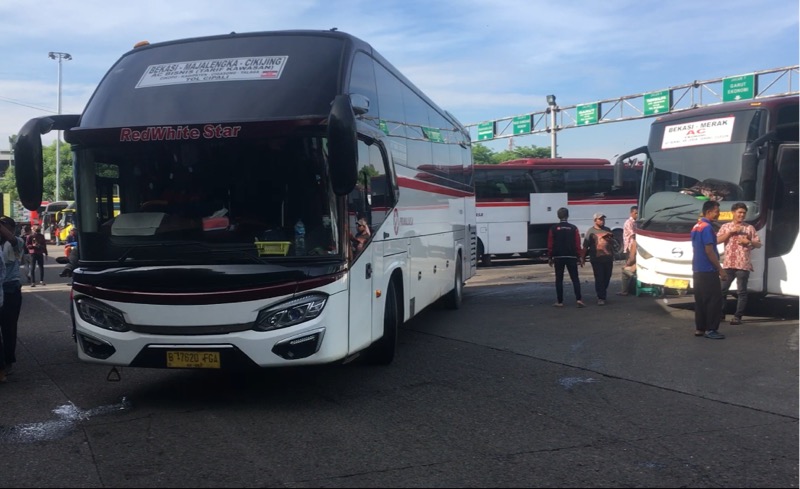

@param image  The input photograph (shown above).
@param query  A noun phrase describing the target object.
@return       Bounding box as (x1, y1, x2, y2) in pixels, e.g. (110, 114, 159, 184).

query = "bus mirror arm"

(741, 130, 776, 200)
(613, 145, 649, 189)
(327, 95, 358, 196)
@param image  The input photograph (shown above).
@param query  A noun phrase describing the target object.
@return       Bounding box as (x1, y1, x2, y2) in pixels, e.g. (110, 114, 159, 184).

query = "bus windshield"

(74, 131, 340, 264)
(639, 108, 764, 231)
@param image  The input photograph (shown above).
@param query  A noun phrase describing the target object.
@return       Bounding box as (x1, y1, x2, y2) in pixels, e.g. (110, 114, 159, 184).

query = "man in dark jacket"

(582, 213, 619, 305)
(547, 207, 585, 308)
(26, 226, 48, 286)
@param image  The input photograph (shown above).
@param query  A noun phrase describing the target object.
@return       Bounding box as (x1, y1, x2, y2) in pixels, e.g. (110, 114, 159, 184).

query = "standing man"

(547, 207, 585, 308)
(691, 200, 727, 339)
(583, 213, 618, 305)
(20, 225, 32, 285)
(618, 205, 638, 296)
(26, 226, 48, 287)
(717, 202, 761, 325)
(0, 216, 23, 380)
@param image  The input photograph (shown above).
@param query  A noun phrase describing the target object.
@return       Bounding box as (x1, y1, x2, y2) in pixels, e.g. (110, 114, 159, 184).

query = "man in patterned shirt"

(717, 202, 761, 325)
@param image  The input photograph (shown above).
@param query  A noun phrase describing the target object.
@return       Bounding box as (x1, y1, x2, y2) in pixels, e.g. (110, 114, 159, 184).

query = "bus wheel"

(478, 240, 491, 267)
(364, 280, 399, 365)
(444, 255, 463, 310)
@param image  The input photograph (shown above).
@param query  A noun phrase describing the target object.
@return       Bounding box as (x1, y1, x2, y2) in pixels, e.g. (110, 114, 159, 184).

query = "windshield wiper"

(639, 203, 694, 230)
(116, 242, 194, 263)
(183, 247, 263, 264)
(117, 242, 262, 264)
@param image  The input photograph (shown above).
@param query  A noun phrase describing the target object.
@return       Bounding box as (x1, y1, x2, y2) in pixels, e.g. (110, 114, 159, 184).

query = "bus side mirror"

(327, 95, 358, 196)
(613, 145, 648, 189)
(14, 115, 80, 211)
(15, 118, 47, 211)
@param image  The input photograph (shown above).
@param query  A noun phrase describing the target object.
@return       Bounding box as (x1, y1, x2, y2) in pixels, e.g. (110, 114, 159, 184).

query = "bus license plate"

(664, 278, 689, 290)
(166, 351, 221, 369)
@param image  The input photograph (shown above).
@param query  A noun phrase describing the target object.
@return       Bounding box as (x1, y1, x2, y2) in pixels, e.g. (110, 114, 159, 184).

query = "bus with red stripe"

(615, 95, 798, 297)
(474, 158, 641, 265)
(13, 30, 476, 371)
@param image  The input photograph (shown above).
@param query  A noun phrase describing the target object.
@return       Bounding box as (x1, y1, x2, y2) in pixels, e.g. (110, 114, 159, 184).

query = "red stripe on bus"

(477, 198, 636, 207)
(397, 176, 474, 198)
(72, 272, 345, 305)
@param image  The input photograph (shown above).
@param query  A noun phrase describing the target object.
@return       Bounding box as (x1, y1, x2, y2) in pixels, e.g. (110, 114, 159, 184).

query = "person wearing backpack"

(547, 207, 585, 308)
(582, 213, 620, 305)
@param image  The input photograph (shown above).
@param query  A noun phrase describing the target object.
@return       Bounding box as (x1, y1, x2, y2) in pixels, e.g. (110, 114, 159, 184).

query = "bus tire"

(364, 279, 399, 365)
(478, 240, 491, 267)
(444, 254, 463, 310)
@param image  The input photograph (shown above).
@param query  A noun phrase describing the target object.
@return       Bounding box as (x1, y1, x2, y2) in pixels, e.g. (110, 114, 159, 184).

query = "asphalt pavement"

(0, 253, 797, 487)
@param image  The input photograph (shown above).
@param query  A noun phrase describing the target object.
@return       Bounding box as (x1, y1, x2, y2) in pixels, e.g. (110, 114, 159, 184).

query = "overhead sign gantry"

(466, 65, 799, 143)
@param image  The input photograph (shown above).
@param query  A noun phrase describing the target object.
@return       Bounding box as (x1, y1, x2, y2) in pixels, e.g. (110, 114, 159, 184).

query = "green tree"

(492, 144, 551, 164)
(43, 140, 74, 201)
(0, 135, 18, 200)
(469, 143, 550, 166)
(471, 143, 496, 165)
(1, 138, 74, 203)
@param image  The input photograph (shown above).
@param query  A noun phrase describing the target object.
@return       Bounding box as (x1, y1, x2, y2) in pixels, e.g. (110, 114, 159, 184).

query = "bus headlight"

(637, 243, 653, 260)
(254, 294, 328, 331)
(75, 297, 129, 332)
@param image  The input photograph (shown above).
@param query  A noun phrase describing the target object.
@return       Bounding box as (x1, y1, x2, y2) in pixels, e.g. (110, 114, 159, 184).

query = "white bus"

(14, 30, 476, 369)
(474, 158, 641, 265)
(615, 95, 798, 297)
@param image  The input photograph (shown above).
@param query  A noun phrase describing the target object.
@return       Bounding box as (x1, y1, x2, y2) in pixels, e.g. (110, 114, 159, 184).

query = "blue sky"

(0, 0, 797, 161)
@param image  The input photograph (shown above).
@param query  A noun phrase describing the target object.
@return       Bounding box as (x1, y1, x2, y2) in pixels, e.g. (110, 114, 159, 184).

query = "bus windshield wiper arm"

(640, 203, 694, 229)
(117, 242, 260, 264)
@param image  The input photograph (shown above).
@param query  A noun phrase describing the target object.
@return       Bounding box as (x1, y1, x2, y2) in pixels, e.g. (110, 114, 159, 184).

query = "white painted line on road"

(24, 286, 72, 318)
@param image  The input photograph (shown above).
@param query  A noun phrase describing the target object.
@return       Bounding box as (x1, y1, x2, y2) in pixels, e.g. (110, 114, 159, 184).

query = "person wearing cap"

(0, 216, 22, 381)
(350, 218, 371, 254)
(582, 213, 620, 305)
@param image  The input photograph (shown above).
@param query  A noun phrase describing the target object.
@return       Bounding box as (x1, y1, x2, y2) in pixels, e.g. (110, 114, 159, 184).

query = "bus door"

(766, 144, 799, 296)
(529, 193, 567, 224)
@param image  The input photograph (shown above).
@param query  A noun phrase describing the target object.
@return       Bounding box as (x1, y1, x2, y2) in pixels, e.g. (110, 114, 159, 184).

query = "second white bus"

(474, 158, 641, 265)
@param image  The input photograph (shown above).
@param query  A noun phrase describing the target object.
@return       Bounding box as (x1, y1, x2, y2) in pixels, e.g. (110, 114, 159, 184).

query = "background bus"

(26, 200, 49, 231)
(474, 158, 641, 265)
(41, 200, 73, 242)
(14, 29, 475, 370)
(616, 95, 798, 297)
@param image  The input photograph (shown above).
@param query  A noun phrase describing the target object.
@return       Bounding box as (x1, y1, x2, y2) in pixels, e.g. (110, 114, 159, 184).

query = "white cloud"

(0, 0, 796, 150)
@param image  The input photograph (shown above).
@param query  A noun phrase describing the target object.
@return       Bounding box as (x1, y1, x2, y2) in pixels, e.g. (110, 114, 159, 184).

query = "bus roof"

(652, 95, 798, 124)
(479, 158, 613, 170)
(497, 158, 611, 167)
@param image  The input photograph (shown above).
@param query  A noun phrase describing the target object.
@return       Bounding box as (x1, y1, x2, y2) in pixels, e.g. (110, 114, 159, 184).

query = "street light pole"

(546, 94, 558, 158)
(48, 51, 72, 203)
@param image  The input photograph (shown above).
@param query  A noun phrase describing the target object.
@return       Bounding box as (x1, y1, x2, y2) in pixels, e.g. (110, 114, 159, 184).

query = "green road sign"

(576, 103, 598, 125)
(513, 115, 531, 135)
(723, 74, 756, 102)
(478, 122, 494, 140)
(644, 90, 670, 116)
(422, 126, 444, 143)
